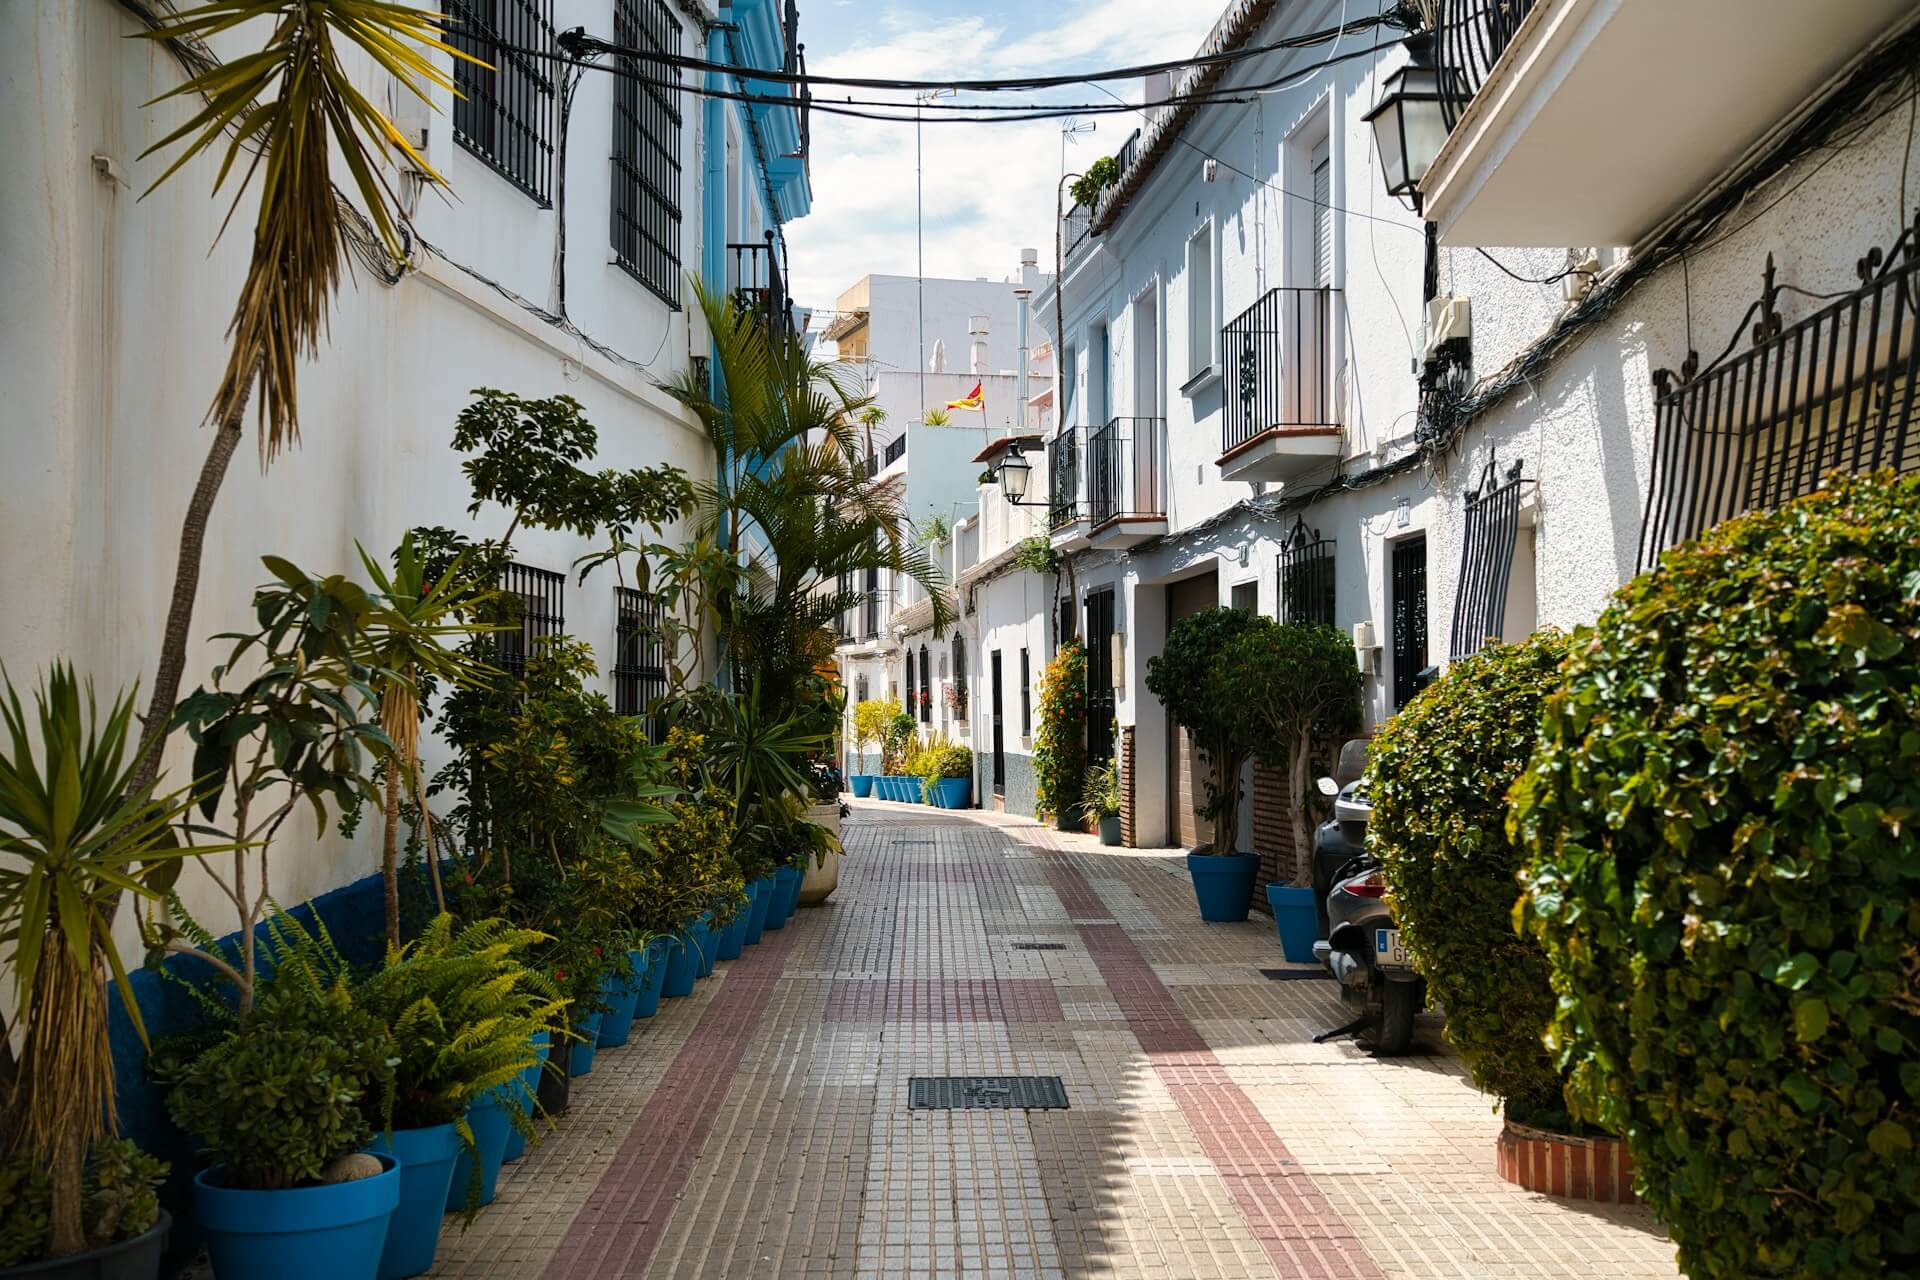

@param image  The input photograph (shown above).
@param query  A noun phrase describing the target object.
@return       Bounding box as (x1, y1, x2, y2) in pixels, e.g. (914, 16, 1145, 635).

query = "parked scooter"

(1308, 743, 1424, 1054)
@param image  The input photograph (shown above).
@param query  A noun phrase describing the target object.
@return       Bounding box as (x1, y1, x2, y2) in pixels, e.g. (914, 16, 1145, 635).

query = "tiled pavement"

(431, 802, 1681, 1279)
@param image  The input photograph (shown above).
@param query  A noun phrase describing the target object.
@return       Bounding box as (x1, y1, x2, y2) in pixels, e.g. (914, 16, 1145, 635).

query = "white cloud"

(783, 0, 1218, 311)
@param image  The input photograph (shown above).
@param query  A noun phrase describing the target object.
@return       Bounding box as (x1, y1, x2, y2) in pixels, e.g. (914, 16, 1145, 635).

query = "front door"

(1391, 536, 1428, 709)
(1165, 573, 1218, 849)
(990, 651, 1006, 796)
(1084, 588, 1115, 764)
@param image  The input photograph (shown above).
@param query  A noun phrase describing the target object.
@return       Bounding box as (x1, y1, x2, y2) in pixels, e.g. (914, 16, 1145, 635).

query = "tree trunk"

(46, 1123, 85, 1257)
(382, 765, 402, 948)
(1289, 731, 1314, 886)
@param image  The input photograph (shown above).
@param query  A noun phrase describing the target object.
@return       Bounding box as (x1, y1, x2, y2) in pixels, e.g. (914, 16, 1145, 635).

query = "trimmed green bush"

(1369, 630, 1571, 1123)
(1511, 471, 1920, 1279)
(1146, 608, 1262, 852)
(1034, 640, 1087, 823)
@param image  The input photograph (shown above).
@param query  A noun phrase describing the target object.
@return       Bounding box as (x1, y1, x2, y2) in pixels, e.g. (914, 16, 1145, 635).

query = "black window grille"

(610, 0, 683, 306)
(951, 633, 968, 718)
(918, 643, 931, 723)
(1278, 516, 1336, 628)
(613, 587, 669, 742)
(1049, 430, 1082, 531)
(1640, 218, 1920, 570)
(446, 0, 556, 205)
(863, 566, 880, 639)
(904, 650, 915, 712)
(1019, 648, 1030, 737)
(497, 562, 565, 679)
(1450, 456, 1526, 660)
(1390, 537, 1428, 710)
(1084, 589, 1115, 765)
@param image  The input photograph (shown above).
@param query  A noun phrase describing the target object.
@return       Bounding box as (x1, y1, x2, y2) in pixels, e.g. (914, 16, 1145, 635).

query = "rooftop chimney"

(969, 315, 990, 377)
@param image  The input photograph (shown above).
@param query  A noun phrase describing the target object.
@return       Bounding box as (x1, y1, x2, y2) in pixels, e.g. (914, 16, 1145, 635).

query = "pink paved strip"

(823, 976, 1065, 1022)
(541, 926, 800, 1280)
(1039, 850, 1387, 1280)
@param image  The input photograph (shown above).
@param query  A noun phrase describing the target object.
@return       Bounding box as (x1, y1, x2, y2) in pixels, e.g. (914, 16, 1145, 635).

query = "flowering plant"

(942, 682, 967, 716)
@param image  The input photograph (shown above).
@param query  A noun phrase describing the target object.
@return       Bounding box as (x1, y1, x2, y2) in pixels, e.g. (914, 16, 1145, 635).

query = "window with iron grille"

(613, 587, 669, 742)
(1278, 517, 1336, 628)
(904, 650, 914, 711)
(497, 562, 565, 679)
(950, 633, 968, 718)
(1640, 218, 1920, 570)
(610, 0, 683, 306)
(918, 644, 931, 723)
(1230, 581, 1258, 612)
(1390, 537, 1427, 711)
(1019, 649, 1030, 737)
(1450, 456, 1526, 661)
(446, 0, 556, 205)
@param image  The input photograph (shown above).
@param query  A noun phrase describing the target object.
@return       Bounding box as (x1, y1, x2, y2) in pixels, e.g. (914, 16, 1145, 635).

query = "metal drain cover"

(909, 1076, 1069, 1110)
(1013, 942, 1067, 951)
(1259, 968, 1330, 982)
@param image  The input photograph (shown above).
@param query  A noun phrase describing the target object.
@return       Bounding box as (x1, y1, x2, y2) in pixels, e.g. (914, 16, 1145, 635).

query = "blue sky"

(782, 0, 1219, 310)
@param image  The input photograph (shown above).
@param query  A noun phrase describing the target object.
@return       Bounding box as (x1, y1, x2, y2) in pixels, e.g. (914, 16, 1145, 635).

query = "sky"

(782, 0, 1221, 315)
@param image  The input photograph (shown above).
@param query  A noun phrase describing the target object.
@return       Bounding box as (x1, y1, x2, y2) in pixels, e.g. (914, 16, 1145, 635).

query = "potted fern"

(357, 915, 564, 1277)
(1080, 757, 1123, 844)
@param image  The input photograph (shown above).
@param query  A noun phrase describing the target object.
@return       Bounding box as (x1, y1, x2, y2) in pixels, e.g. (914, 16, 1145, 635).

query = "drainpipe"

(1014, 283, 1032, 432)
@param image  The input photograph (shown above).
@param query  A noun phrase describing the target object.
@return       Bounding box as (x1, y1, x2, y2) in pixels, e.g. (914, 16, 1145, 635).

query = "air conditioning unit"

(1424, 296, 1470, 361)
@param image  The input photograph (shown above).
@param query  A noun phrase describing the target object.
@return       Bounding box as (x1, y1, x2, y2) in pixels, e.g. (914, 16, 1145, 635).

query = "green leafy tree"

(852, 698, 897, 769)
(1145, 608, 1263, 852)
(1224, 621, 1363, 879)
(1368, 631, 1570, 1123)
(1512, 472, 1920, 1278)
(1034, 640, 1088, 824)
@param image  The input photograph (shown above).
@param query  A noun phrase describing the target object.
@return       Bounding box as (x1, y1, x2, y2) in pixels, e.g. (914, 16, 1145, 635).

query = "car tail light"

(1347, 872, 1388, 899)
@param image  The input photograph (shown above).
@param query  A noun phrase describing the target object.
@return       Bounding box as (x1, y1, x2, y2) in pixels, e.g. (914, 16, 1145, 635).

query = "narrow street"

(432, 803, 1678, 1280)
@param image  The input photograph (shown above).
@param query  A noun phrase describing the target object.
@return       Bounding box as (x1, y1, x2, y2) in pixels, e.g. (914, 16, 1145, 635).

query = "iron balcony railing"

(1221, 286, 1340, 456)
(1450, 456, 1526, 660)
(728, 232, 793, 342)
(1437, 0, 1539, 131)
(1639, 212, 1920, 569)
(1088, 417, 1166, 527)
(1048, 429, 1083, 530)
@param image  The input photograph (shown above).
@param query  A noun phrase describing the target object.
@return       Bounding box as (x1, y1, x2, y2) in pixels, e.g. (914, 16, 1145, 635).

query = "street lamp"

(996, 445, 1033, 504)
(1363, 32, 1452, 211)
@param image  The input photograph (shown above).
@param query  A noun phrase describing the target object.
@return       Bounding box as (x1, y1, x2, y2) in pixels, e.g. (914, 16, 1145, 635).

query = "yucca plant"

(0, 666, 234, 1257)
(357, 914, 566, 1207)
(129, 0, 466, 794)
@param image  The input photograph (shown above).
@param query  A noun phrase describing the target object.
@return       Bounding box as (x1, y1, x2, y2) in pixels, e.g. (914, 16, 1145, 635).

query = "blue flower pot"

(694, 913, 718, 978)
(501, 1031, 551, 1163)
(631, 944, 668, 1018)
(1266, 884, 1320, 963)
(934, 776, 972, 809)
(876, 775, 898, 801)
(568, 1010, 605, 1076)
(742, 878, 773, 945)
(661, 932, 697, 997)
(597, 967, 642, 1047)
(716, 907, 748, 961)
(195, 1158, 399, 1280)
(369, 1123, 460, 1279)
(446, 1090, 514, 1212)
(850, 774, 874, 798)
(777, 863, 804, 920)
(762, 876, 791, 931)
(1187, 850, 1260, 923)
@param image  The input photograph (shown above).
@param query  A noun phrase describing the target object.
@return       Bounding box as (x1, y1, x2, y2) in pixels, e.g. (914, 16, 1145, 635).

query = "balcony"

(1216, 287, 1343, 486)
(1419, 0, 1914, 247)
(1088, 417, 1167, 549)
(1048, 429, 1089, 551)
(729, 234, 795, 343)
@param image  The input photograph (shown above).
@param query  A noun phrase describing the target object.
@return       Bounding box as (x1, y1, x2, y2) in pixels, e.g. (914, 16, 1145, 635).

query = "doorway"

(1084, 588, 1115, 764)
(1391, 536, 1428, 710)
(1164, 572, 1218, 848)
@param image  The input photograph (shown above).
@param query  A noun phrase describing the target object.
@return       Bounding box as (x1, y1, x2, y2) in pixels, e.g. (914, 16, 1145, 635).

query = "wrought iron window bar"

(884, 434, 907, 466)
(1450, 456, 1526, 660)
(1220, 287, 1340, 457)
(918, 643, 931, 724)
(497, 562, 565, 679)
(1278, 516, 1337, 628)
(1639, 214, 1920, 570)
(611, 0, 684, 306)
(1436, 0, 1538, 131)
(1049, 430, 1082, 531)
(1087, 417, 1166, 527)
(447, 0, 557, 206)
(613, 587, 669, 742)
(1390, 536, 1428, 711)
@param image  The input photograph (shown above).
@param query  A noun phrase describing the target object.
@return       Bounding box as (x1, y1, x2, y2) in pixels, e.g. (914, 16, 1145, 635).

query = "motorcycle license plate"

(1375, 928, 1411, 968)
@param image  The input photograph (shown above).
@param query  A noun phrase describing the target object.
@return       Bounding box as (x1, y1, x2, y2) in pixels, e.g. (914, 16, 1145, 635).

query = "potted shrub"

(930, 744, 974, 810)
(849, 698, 895, 797)
(1367, 632, 1575, 1112)
(1221, 620, 1363, 958)
(800, 760, 846, 905)
(881, 711, 917, 800)
(1080, 757, 1123, 844)
(1145, 608, 1264, 920)
(356, 914, 563, 1272)
(0, 667, 212, 1280)
(1513, 472, 1920, 1271)
(1033, 641, 1088, 831)
(164, 919, 402, 1280)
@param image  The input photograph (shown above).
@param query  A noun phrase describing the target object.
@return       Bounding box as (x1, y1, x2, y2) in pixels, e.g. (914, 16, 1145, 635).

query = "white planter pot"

(799, 803, 842, 906)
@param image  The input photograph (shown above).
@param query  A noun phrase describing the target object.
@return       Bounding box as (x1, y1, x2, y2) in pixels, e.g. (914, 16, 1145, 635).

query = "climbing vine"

(1033, 639, 1087, 823)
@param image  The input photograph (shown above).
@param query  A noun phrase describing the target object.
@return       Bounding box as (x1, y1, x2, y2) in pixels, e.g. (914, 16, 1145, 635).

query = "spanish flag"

(945, 382, 984, 411)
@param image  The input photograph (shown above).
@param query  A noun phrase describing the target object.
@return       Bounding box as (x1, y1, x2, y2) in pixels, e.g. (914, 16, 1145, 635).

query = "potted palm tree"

(0, 668, 210, 1280)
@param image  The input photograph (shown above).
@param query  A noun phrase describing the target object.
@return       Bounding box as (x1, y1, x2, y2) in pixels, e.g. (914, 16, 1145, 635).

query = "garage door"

(1166, 573, 1218, 850)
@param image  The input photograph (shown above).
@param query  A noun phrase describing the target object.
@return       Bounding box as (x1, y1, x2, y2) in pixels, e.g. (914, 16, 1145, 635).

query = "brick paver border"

(541, 925, 801, 1280)
(1038, 846, 1386, 1280)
